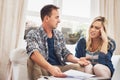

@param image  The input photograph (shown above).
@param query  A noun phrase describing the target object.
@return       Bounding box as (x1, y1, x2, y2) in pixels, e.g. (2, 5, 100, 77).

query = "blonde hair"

(86, 16, 107, 51)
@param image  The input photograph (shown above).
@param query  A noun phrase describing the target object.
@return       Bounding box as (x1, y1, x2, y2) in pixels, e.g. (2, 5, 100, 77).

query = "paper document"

(64, 69, 95, 79)
(38, 70, 95, 80)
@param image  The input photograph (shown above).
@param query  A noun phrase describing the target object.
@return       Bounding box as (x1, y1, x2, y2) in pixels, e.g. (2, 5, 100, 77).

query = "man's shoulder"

(53, 29, 63, 36)
(54, 29, 62, 33)
(24, 27, 39, 39)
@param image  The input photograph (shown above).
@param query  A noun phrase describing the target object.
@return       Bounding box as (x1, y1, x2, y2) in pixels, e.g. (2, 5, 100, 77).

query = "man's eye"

(91, 26, 93, 28)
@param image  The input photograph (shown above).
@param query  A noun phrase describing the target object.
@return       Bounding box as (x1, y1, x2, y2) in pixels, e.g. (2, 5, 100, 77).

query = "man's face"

(47, 9, 60, 29)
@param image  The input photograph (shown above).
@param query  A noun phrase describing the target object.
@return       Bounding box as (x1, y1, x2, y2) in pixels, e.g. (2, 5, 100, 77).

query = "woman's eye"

(95, 26, 100, 30)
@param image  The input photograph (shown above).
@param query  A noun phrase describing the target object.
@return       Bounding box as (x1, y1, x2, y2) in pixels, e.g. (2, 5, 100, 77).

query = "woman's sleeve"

(98, 38, 116, 65)
(75, 37, 86, 58)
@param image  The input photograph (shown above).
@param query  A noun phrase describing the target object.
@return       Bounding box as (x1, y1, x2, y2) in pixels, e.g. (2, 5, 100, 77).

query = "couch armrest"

(10, 48, 29, 80)
(111, 55, 120, 69)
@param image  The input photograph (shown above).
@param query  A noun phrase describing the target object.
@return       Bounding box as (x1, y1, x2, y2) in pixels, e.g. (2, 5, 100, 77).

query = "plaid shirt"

(25, 26, 71, 65)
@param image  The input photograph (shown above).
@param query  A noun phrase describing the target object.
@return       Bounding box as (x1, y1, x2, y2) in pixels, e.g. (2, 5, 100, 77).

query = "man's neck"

(42, 24, 53, 38)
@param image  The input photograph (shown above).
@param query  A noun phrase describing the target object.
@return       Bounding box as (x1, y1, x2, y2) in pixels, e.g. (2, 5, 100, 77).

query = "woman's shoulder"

(77, 36, 86, 44)
(79, 36, 86, 42)
(76, 36, 86, 51)
(108, 37, 116, 45)
(108, 37, 116, 51)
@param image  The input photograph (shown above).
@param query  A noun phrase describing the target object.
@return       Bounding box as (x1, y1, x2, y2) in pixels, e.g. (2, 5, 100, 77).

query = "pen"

(44, 76, 49, 80)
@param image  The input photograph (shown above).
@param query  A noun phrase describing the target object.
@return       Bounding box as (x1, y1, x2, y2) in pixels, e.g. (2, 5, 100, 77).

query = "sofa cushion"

(9, 47, 120, 80)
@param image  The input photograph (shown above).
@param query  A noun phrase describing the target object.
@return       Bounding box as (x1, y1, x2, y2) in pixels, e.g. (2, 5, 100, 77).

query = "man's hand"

(77, 57, 90, 66)
(48, 66, 67, 78)
(31, 51, 66, 78)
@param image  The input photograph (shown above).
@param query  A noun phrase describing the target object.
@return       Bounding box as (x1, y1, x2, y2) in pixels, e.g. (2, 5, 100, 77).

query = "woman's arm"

(98, 38, 116, 64)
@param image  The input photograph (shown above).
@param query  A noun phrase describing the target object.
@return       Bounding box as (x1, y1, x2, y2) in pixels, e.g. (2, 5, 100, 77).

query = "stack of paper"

(64, 69, 95, 79)
(38, 69, 95, 80)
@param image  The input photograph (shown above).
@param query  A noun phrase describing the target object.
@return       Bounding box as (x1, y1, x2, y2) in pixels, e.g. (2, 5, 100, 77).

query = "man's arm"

(66, 54, 80, 63)
(31, 50, 52, 70)
(30, 50, 66, 77)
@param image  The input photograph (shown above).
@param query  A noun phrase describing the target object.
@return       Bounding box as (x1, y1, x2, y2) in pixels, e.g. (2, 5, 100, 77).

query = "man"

(25, 4, 89, 80)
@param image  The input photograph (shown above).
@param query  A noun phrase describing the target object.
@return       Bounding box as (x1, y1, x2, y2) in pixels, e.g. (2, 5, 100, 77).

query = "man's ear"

(44, 15, 49, 22)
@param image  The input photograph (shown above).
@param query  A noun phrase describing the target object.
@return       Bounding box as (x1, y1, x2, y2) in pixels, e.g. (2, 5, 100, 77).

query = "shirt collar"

(39, 25, 58, 40)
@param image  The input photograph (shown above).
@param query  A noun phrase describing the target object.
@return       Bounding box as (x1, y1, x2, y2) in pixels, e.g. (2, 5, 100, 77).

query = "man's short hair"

(40, 4, 59, 21)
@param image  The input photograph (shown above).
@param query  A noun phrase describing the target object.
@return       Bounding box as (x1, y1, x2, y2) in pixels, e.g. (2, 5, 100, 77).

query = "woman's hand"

(100, 27, 108, 42)
(100, 27, 108, 54)
(77, 57, 90, 66)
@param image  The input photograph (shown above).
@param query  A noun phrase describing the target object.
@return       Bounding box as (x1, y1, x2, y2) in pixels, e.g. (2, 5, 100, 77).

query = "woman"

(75, 16, 116, 78)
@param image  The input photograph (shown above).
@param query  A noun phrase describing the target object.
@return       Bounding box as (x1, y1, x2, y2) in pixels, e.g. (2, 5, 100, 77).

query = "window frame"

(26, 0, 99, 24)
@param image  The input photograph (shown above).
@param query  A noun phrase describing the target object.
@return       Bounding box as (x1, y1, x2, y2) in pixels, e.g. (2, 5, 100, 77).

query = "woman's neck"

(90, 38, 102, 52)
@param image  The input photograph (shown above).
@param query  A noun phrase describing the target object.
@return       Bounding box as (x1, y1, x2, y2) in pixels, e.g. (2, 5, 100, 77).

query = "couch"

(9, 47, 120, 80)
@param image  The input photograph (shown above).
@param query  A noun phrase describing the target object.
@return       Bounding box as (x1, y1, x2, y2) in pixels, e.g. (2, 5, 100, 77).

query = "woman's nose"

(91, 27, 95, 31)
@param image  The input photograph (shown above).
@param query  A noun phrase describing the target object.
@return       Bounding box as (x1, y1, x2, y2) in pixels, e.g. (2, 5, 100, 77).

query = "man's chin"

(53, 27, 57, 29)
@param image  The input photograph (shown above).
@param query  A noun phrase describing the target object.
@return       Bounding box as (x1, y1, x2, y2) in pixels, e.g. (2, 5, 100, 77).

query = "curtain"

(99, 0, 120, 55)
(0, 0, 27, 80)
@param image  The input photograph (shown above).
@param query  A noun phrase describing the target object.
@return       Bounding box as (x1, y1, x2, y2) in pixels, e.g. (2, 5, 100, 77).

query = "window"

(26, 0, 54, 26)
(62, 0, 90, 18)
(25, 0, 99, 44)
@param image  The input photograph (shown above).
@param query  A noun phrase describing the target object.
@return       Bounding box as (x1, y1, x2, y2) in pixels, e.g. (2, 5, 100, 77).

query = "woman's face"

(89, 21, 103, 39)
